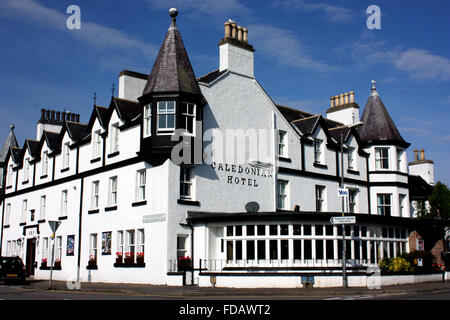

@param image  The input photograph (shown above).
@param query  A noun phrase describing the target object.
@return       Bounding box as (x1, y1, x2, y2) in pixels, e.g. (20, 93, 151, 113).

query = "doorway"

(26, 238, 36, 277)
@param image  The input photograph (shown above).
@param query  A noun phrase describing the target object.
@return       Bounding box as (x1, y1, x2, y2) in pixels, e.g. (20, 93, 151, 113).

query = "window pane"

(269, 240, 278, 260)
(257, 240, 266, 259)
(281, 240, 289, 259)
(304, 240, 312, 259)
(293, 240, 302, 259)
(316, 240, 324, 259)
(246, 225, 255, 236)
(246, 241, 255, 260)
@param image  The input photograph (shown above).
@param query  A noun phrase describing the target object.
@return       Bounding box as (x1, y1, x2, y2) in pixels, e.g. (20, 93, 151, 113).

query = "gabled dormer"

(137, 8, 205, 165)
(0, 125, 19, 189)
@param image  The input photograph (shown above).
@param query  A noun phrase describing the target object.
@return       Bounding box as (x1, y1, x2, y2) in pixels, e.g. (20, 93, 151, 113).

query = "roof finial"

(371, 80, 379, 96)
(169, 8, 178, 29)
(93, 91, 97, 105)
(10, 124, 15, 132)
(112, 81, 115, 97)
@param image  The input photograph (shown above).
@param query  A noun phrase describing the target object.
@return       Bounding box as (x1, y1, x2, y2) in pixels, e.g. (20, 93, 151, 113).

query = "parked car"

(0, 256, 26, 283)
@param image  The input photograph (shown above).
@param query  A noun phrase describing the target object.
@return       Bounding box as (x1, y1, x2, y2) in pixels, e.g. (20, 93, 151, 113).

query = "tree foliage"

(428, 181, 450, 220)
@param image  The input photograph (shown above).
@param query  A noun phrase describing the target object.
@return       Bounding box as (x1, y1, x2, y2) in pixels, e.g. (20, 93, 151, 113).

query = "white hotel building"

(0, 9, 444, 288)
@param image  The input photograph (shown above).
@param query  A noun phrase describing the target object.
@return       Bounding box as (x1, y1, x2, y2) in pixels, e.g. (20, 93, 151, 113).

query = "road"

(1, 283, 449, 300)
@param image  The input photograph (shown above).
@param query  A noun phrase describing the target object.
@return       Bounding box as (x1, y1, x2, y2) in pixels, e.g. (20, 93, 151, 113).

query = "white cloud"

(249, 23, 336, 72)
(393, 49, 450, 81)
(274, 0, 356, 23)
(0, 0, 157, 56)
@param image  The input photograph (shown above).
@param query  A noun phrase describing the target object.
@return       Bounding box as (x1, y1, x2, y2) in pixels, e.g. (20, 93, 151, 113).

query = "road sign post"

(331, 215, 356, 288)
(48, 221, 61, 290)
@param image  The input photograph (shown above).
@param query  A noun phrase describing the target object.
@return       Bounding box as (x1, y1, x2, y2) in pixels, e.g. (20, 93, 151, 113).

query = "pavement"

(11, 278, 450, 299)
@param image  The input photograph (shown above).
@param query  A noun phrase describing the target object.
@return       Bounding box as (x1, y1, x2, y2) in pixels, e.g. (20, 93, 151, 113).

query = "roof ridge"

(291, 114, 320, 123)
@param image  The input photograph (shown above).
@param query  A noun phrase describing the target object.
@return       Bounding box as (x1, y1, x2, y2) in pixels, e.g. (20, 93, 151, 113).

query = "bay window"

(375, 147, 389, 169)
(180, 102, 196, 134)
(377, 194, 391, 216)
(143, 104, 152, 137)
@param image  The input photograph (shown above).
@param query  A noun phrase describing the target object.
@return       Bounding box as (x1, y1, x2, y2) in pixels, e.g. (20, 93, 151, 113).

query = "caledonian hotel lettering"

(211, 162, 273, 187)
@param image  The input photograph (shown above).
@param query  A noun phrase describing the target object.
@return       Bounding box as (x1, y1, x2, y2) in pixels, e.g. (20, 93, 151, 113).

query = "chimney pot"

(414, 149, 419, 161)
(243, 27, 248, 43)
(334, 95, 340, 107)
(41, 109, 46, 120)
(339, 94, 344, 105)
(50, 110, 55, 120)
(237, 26, 243, 41)
(420, 149, 425, 160)
(231, 22, 237, 39)
(330, 97, 335, 108)
(349, 91, 355, 103)
(224, 21, 232, 38)
(45, 110, 50, 119)
(56, 111, 60, 121)
(344, 92, 349, 104)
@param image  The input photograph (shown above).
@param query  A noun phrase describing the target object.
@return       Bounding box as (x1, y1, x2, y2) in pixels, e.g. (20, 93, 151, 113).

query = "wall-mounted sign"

(211, 162, 273, 188)
(143, 213, 166, 223)
(26, 227, 38, 238)
(330, 216, 356, 224)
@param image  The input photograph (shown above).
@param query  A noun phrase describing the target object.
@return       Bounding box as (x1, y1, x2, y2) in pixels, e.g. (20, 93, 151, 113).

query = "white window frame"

(7, 164, 13, 187)
(375, 147, 389, 170)
(315, 185, 326, 212)
(397, 149, 403, 172)
(349, 189, 357, 213)
(92, 181, 99, 209)
(40, 196, 46, 220)
(110, 123, 120, 154)
(61, 190, 68, 217)
(5, 203, 11, 226)
(157, 101, 176, 134)
(314, 139, 324, 164)
(126, 230, 136, 256)
(277, 179, 289, 210)
(278, 130, 287, 157)
(117, 231, 124, 255)
(93, 130, 102, 158)
(63, 143, 70, 169)
(137, 229, 145, 255)
(42, 151, 48, 176)
(55, 236, 62, 261)
(377, 193, 392, 216)
(108, 176, 118, 206)
(136, 170, 146, 201)
(180, 102, 196, 135)
(348, 147, 356, 170)
(21, 199, 27, 223)
(43, 238, 49, 260)
(24, 158, 30, 182)
(143, 104, 152, 137)
(177, 235, 187, 258)
(90, 233, 98, 259)
(399, 194, 406, 216)
(180, 166, 194, 200)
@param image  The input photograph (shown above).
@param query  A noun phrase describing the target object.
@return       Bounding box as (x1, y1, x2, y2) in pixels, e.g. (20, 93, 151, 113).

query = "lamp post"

(339, 121, 363, 288)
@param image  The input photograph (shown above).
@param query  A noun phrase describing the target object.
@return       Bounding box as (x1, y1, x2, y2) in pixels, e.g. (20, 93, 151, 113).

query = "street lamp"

(340, 121, 363, 288)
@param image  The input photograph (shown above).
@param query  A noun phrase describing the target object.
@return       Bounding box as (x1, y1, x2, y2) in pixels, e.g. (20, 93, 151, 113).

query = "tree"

(428, 181, 450, 220)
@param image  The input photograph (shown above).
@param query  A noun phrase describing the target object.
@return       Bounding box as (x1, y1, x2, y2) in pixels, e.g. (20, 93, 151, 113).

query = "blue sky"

(0, 0, 449, 185)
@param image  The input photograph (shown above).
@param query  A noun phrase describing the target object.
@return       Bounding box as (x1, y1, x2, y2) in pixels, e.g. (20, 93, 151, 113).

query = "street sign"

(337, 188, 349, 197)
(330, 216, 356, 224)
(48, 221, 61, 233)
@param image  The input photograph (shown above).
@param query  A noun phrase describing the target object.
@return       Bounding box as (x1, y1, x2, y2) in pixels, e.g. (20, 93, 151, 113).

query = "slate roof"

(142, 15, 201, 96)
(65, 121, 88, 141)
(409, 175, 434, 199)
(0, 128, 19, 164)
(41, 131, 60, 151)
(197, 69, 227, 84)
(112, 97, 140, 123)
(357, 88, 410, 148)
(25, 139, 40, 158)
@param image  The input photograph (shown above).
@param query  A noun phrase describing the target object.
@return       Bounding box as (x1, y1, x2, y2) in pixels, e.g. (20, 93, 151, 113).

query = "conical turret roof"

(142, 8, 201, 96)
(0, 125, 19, 164)
(358, 86, 409, 148)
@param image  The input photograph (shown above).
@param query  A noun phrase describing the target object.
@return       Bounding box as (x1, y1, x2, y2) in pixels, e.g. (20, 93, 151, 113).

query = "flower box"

(54, 259, 61, 268)
(177, 256, 192, 271)
(41, 259, 47, 268)
(124, 252, 134, 265)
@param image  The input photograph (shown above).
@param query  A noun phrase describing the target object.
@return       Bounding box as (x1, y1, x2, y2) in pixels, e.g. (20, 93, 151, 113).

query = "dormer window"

(110, 123, 120, 153)
(180, 102, 196, 135)
(93, 130, 102, 158)
(42, 151, 48, 176)
(63, 143, 70, 168)
(313, 139, 324, 164)
(348, 147, 356, 170)
(143, 104, 152, 137)
(24, 158, 30, 182)
(157, 101, 176, 133)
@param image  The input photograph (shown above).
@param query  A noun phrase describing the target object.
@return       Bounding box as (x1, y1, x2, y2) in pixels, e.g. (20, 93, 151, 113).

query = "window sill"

(105, 205, 117, 212)
(40, 174, 48, 179)
(90, 157, 101, 164)
(37, 219, 46, 224)
(107, 151, 120, 158)
(3, 225, 10, 229)
(114, 262, 145, 268)
(177, 199, 200, 206)
(88, 209, 99, 215)
(313, 162, 327, 169)
(132, 200, 147, 207)
(61, 167, 70, 173)
(86, 265, 98, 270)
(19, 222, 26, 226)
(278, 156, 292, 163)
(58, 216, 68, 221)
(347, 169, 360, 175)
(22, 180, 29, 185)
